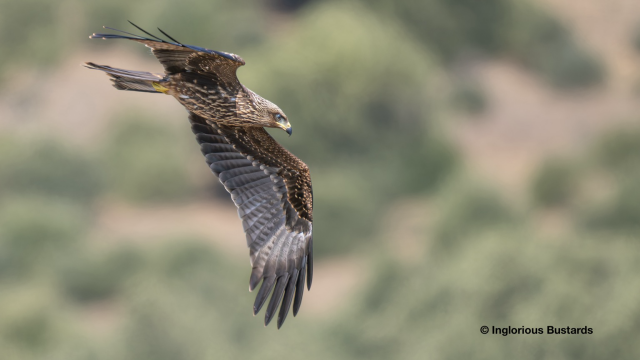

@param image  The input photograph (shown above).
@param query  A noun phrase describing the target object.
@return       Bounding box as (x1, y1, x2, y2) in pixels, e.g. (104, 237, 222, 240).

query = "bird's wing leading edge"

(90, 22, 244, 86)
(189, 113, 313, 329)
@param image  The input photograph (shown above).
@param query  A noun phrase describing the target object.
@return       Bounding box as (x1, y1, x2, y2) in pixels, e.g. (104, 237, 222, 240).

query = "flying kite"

(86, 23, 313, 329)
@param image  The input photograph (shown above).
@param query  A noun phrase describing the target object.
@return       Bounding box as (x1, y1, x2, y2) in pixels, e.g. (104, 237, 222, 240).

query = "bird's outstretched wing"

(190, 113, 313, 328)
(90, 22, 244, 88)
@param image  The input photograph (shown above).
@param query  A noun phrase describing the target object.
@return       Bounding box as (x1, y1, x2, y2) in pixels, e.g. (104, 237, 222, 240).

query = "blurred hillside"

(1, 0, 640, 359)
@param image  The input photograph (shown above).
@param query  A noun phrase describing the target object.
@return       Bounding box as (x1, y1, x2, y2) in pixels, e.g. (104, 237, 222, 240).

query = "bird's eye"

(275, 114, 284, 122)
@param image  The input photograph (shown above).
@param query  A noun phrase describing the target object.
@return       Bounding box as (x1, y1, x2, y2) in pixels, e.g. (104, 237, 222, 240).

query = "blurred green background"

(1, 0, 640, 359)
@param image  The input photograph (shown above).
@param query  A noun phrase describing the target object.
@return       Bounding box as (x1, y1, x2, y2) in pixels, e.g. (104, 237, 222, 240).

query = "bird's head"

(267, 107, 292, 136)
(245, 90, 292, 135)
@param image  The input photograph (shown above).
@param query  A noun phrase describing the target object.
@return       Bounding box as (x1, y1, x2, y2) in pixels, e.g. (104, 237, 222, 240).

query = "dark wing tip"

(307, 238, 313, 290)
(157, 27, 182, 45)
(253, 276, 275, 316)
(264, 274, 289, 327)
(127, 21, 166, 42)
(292, 259, 307, 317)
(277, 269, 299, 329)
(90, 22, 175, 45)
(249, 270, 261, 292)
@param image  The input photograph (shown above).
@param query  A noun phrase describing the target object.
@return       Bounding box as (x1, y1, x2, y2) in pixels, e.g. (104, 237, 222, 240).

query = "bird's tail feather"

(84, 62, 167, 93)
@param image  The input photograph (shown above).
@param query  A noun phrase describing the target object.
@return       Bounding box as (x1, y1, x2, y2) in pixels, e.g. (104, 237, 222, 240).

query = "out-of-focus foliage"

(505, 2, 604, 88)
(366, 0, 514, 58)
(593, 127, 640, 172)
(0, 0, 266, 82)
(365, 0, 604, 88)
(0, 196, 88, 279)
(103, 112, 197, 203)
(0, 138, 103, 203)
(432, 181, 518, 251)
(59, 246, 143, 304)
(332, 233, 640, 360)
(531, 158, 578, 207)
(451, 80, 487, 114)
(581, 178, 640, 233)
(577, 127, 640, 233)
(529, 126, 640, 236)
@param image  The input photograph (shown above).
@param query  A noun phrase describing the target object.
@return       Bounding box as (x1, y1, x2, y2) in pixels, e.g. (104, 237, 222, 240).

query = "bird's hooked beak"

(277, 122, 292, 136)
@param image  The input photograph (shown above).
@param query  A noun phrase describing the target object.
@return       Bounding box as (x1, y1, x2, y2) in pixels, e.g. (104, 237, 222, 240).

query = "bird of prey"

(85, 23, 313, 329)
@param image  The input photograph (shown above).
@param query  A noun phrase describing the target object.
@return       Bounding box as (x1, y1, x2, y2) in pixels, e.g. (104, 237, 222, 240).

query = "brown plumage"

(85, 23, 313, 328)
